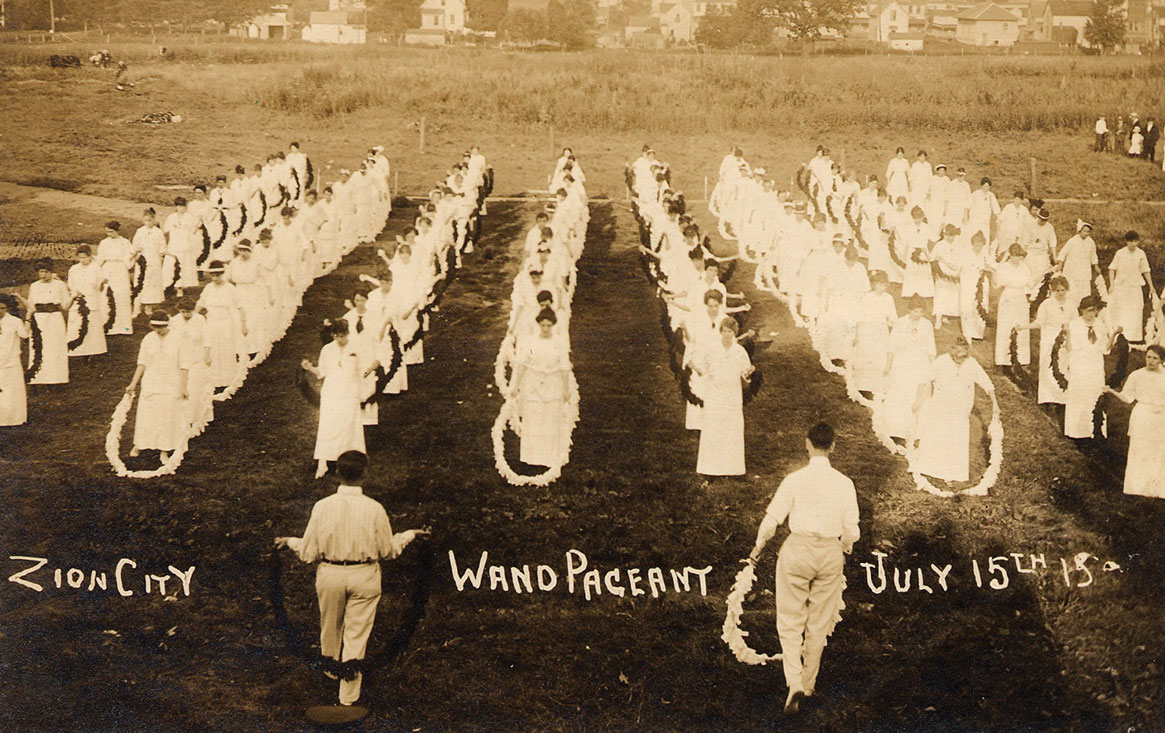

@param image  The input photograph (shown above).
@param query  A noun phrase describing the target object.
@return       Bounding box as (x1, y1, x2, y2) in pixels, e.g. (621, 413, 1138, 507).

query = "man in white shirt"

(1094, 116, 1108, 152)
(749, 422, 860, 715)
(275, 451, 430, 707)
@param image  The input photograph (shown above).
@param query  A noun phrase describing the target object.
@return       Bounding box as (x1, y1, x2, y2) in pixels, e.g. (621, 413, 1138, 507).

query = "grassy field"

(1, 42, 1164, 731)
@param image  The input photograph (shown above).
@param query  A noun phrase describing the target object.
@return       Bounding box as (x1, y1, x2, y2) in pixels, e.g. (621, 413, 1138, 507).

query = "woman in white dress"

(66, 245, 107, 357)
(171, 297, 213, 432)
(27, 258, 71, 385)
(820, 245, 869, 363)
(511, 308, 572, 469)
(912, 337, 994, 483)
(195, 261, 247, 389)
(885, 147, 910, 203)
(367, 268, 413, 395)
(693, 317, 754, 477)
(1106, 344, 1165, 498)
(1063, 295, 1119, 441)
(124, 312, 187, 464)
(0, 294, 30, 426)
(302, 319, 368, 478)
(342, 289, 381, 427)
(852, 271, 898, 395)
(162, 197, 201, 296)
(1022, 276, 1073, 407)
(882, 296, 936, 442)
(994, 243, 1031, 367)
(959, 231, 993, 343)
(97, 221, 135, 336)
(132, 208, 166, 316)
(930, 225, 962, 326)
(1106, 231, 1156, 343)
(225, 240, 268, 358)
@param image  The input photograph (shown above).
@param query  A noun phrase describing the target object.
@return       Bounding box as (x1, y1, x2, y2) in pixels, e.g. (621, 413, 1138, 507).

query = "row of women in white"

(628, 146, 757, 479)
(711, 146, 1163, 499)
(103, 144, 394, 478)
(492, 151, 588, 486)
(304, 149, 493, 478)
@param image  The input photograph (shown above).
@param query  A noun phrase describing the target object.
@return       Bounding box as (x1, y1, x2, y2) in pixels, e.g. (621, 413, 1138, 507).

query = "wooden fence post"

(1029, 157, 1037, 197)
(419, 116, 426, 154)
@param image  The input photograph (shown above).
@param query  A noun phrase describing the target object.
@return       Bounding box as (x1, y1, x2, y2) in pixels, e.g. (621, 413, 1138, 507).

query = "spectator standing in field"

(0, 294, 30, 426)
(274, 451, 430, 706)
(1129, 125, 1144, 158)
(1112, 116, 1126, 153)
(1094, 115, 1108, 152)
(1106, 344, 1165, 498)
(748, 422, 859, 715)
(1107, 231, 1157, 343)
(1141, 119, 1158, 163)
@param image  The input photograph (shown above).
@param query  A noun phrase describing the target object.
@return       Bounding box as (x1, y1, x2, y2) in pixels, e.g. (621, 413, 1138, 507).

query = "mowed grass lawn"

(0, 44, 1163, 731)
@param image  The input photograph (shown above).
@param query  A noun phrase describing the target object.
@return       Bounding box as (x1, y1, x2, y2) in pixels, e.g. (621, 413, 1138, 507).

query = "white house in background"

(420, 0, 466, 32)
(868, 0, 911, 42)
(404, 0, 466, 45)
(302, 0, 367, 44)
(660, 2, 696, 42)
(956, 2, 1020, 46)
(889, 30, 925, 49)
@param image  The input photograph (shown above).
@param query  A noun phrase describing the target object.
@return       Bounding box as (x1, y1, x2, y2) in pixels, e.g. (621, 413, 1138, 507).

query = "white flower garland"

(104, 144, 393, 479)
(491, 180, 587, 487)
(722, 559, 783, 665)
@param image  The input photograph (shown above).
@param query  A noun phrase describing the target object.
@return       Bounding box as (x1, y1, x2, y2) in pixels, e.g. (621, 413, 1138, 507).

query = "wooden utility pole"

(48, 0, 55, 34)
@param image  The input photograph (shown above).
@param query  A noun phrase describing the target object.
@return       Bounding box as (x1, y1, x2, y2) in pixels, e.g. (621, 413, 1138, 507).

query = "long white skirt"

(1109, 285, 1145, 341)
(519, 397, 567, 468)
(914, 401, 972, 482)
(852, 322, 890, 394)
(0, 364, 27, 425)
(1036, 329, 1066, 405)
(994, 289, 1030, 365)
(134, 390, 184, 451)
(138, 255, 165, 306)
(314, 383, 365, 462)
(106, 272, 133, 335)
(1064, 355, 1105, 439)
(29, 312, 68, 385)
(67, 296, 107, 356)
(696, 401, 745, 476)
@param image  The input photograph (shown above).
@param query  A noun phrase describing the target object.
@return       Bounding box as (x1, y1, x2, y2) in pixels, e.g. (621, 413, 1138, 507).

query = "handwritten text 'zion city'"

(6, 556, 195, 598)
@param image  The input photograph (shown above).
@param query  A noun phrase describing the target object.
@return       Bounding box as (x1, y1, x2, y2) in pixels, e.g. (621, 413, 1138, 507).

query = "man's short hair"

(808, 422, 835, 450)
(336, 451, 368, 483)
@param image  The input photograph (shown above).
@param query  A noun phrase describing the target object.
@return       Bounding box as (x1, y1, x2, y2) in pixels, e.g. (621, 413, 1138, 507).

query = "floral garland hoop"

(66, 295, 90, 352)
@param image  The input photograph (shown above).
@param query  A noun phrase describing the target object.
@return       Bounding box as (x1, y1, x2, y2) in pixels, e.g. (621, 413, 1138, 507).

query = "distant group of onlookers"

(1094, 113, 1160, 165)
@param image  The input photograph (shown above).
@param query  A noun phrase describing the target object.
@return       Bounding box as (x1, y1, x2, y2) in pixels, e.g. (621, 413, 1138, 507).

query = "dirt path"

(0, 181, 150, 221)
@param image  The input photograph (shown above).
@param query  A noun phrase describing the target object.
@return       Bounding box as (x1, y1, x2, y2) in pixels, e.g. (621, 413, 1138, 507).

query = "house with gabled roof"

(955, 2, 1020, 45)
